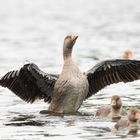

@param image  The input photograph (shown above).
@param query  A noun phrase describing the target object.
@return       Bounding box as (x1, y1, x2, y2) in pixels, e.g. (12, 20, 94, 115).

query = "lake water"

(1, 0, 140, 139)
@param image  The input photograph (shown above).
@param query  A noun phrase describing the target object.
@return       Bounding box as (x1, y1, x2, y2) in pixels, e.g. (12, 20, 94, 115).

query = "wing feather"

(86, 59, 140, 99)
(0, 63, 58, 103)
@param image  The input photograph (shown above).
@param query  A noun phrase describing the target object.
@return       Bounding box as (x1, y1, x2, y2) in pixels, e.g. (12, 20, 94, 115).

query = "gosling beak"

(71, 35, 78, 42)
(111, 100, 116, 106)
(135, 113, 140, 120)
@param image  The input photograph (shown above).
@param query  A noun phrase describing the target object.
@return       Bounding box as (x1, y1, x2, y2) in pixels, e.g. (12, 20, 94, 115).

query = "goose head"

(63, 35, 78, 60)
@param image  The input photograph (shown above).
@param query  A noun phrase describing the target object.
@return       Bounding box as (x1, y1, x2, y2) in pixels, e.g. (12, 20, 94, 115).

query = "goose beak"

(135, 112, 140, 120)
(71, 35, 78, 42)
(111, 100, 116, 106)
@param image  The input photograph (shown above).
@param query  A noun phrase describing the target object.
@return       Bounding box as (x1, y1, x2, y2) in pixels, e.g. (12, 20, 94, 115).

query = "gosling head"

(128, 107, 140, 122)
(123, 50, 133, 59)
(111, 95, 122, 110)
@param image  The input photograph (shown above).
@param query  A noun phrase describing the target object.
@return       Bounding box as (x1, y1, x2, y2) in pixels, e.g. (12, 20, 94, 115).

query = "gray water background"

(1, 0, 140, 139)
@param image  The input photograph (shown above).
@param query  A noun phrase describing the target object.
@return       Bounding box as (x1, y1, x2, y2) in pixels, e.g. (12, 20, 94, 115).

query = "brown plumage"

(96, 95, 127, 118)
(1, 35, 140, 114)
(114, 107, 140, 133)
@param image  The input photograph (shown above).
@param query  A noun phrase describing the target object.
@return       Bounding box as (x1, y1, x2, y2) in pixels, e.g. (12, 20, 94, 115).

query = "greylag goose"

(96, 95, 127, 119)
(113, 107, 140, 133)
(1, 35, 140, 114)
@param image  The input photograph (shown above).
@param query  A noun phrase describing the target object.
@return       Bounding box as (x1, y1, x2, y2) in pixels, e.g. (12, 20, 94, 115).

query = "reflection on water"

(5, 114, 45, 126)
(1, 0, 140, 139)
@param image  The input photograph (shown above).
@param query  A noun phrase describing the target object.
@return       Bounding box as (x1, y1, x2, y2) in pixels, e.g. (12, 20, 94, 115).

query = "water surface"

(0, 0, 140, 139)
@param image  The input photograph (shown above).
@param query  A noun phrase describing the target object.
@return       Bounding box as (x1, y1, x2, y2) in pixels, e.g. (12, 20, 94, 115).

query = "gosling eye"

(116, 98, 120, 101)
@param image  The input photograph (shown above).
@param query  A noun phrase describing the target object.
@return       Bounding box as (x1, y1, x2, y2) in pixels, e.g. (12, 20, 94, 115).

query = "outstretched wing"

(85, 59, 140, 99)
(0, 63, 58, 103)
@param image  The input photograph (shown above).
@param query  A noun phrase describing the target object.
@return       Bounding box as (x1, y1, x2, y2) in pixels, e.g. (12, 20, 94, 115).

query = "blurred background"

(0, 0, 140, 139)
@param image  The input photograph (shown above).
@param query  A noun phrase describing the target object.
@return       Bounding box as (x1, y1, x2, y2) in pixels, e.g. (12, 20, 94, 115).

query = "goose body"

(1, 35, 140, 114)
(49, 63, 89, 113)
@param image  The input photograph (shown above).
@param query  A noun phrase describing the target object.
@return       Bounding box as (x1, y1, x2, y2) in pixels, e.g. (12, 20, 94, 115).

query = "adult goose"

(96, 95, 127, 119)
(1, 35, 140, 114)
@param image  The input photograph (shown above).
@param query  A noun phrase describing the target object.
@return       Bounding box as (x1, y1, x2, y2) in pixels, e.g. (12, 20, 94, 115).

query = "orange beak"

(70, 35, 78, 42)
(135, 112, 140, 120)
(111, 100, 116, 106)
